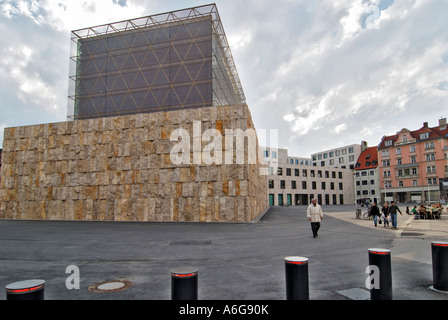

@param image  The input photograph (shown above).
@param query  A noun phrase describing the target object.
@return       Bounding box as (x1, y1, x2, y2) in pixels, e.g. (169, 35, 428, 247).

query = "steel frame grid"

(67, 3, 246, 120)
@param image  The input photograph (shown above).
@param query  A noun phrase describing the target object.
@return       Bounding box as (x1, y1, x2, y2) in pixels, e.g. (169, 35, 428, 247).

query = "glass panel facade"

(68, 4, 245, 120)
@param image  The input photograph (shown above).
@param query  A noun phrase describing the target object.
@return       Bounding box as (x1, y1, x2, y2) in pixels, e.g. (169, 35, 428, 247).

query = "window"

(335, 150, 340, 156)
(412, 168, 417, 175)
(330, 182, 335, 190)
(286, 168, 291, 176)
(413, 180, 418, 186)
(370, 170, 375, 176)
(338, 172, 343, 179)
(329, 151, 334, 157)
(332, 172, 336, 179)
(410, 156, 416, 163)
(425, 142, 434, 149)
(339, 183, 343, 190)
(396, 148, 401, 155)
(398, 170, 403, 176)
(323, 153, 328, 159)
(398, 181, 403, 187)
(342, 149, 347, 155)
(302, 181, 307, 189)
(310, 170, 315, 177)
(268, 180, 274, 189)
(420, 132, 429, 140)
(339, 157, 344, 164)
(318, 170, 322, 178)
(385, 140, 393, 146)
(280, 180, 285, 189)
(277, 167, 283, 175)
(362, 180, 368, 185)
(426, 166, 436, 173)
(426, 154, 436, 161)
(272, 151, 277, 158)
(329, 159, 334, 165)
(294, 169, 299, 177)
(312, 181, 317, 190)
(263, 150, 269, 158)
(291, 181, 296, 189)
(302, 169, 308, 177)
(410, 145, 416, 153)
(321, 182, 326, 190)
(428, 178, 437, 185)
(325, 171, 329, 178)
(318, 154, 322, 160)
(382, 160, 390, 167)
(397, 158, 402, 165)
(349, 155, 354, 162)
(382, 150, 390, 157)
(349, 147, 354, 153)
(361, 171, 367, 176)
(289, 159, 294, 164)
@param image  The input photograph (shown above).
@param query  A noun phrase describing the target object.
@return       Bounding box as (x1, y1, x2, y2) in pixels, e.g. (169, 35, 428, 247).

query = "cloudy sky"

(1, 0, 447, 157)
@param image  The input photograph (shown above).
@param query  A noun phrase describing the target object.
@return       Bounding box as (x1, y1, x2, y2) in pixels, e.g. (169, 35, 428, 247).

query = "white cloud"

(0, 0, 447, 157)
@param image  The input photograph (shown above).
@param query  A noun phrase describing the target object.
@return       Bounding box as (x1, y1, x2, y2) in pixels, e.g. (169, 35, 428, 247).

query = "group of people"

(409, 203, 444, 220)
(368, 201, 403, 229)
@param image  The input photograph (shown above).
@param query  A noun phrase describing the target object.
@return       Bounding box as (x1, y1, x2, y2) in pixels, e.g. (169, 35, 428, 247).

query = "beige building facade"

(263, 147, 355, 206)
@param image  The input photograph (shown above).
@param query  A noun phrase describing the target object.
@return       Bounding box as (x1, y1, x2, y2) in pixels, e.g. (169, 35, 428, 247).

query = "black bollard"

(171, 267, 198, 300)
(431, 241, 448, 292)
(5, 279, 45, 300)
(368, 248, 392, 300)
(285, 256, 309, 300)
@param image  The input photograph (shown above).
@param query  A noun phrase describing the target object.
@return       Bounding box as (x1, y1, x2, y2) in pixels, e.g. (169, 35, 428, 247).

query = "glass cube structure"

(68, 4, 246, 120)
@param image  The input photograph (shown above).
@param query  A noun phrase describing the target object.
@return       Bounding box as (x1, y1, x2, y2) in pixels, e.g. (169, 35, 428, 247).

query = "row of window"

(382, 165, 439, 177)
(269, 179, 344, 190)
(383, 178, 439, 188)
(312, 147, 355, 161)
(382, 142, 436, 155)
(270, 193, 345, 206)
(273, 167, 344, 179)
(381, 153, 441, 166)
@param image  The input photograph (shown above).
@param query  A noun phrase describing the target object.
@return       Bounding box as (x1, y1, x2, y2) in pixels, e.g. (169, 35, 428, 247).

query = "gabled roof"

(378, 121, 448, 149)
(355, 147, 378, 170)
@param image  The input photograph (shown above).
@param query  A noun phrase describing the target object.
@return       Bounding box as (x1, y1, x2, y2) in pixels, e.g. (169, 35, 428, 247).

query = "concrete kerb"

(323, 204, 447, 239)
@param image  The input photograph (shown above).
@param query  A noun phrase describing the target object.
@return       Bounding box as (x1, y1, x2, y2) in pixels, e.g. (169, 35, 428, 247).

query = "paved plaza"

(0, 204, 447, 300)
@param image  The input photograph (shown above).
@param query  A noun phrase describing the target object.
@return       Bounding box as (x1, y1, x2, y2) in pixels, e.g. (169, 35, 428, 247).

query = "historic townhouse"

(378, 118, 448, 203)
(354, 145, 380, 205)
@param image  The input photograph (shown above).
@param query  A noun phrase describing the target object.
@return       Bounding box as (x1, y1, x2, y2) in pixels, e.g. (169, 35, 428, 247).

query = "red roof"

(378, 121, 448, 149)
(355, 147, 378, 170)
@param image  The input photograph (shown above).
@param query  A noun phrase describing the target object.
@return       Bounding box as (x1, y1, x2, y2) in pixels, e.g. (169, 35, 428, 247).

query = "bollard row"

(6, 243, 448, 300)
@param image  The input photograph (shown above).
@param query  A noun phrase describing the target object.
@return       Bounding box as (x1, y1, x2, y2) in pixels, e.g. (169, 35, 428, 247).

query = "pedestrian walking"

(381, 202, 390, 227)
(307, 198, 323, 238)
(370, 202, 380, 227)
(389, 201, 403, 229)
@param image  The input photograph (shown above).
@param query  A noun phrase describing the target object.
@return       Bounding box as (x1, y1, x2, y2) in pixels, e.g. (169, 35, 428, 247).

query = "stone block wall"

(0, 104, 268, 222)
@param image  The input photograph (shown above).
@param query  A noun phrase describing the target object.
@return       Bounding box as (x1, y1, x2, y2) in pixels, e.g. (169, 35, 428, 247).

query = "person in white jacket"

(307, 198, 324, 238)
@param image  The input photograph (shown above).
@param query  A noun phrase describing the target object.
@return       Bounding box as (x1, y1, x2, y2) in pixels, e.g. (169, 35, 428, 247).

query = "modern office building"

(354, 145, 380, 205)
(378, 118, 448, 203)
(311, 142, 364, 170)
(263, 147, 354, 206)
(68, 4, 245, 120)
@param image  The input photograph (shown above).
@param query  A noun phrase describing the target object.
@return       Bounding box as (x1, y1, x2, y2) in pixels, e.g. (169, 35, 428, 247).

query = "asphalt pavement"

(0, 204, 447, 300)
